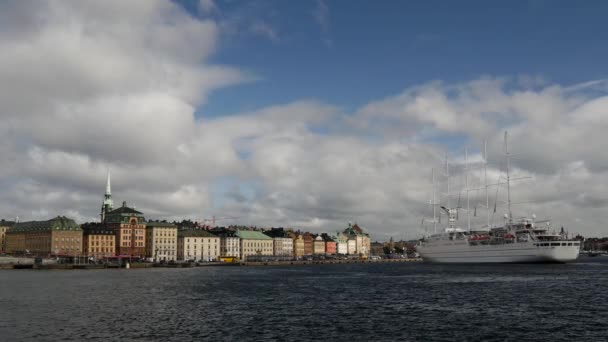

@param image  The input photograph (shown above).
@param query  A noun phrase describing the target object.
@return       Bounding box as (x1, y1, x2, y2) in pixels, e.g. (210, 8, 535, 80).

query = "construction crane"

(200, 216, 241, 228)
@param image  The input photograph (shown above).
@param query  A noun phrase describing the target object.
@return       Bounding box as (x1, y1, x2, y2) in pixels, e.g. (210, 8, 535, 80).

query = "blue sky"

(179, 0, 608, 118)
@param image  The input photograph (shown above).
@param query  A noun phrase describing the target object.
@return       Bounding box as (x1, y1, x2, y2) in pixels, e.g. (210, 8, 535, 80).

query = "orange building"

(105, 201, 146, 257)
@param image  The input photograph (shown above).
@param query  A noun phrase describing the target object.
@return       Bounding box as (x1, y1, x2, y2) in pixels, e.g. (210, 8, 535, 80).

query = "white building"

(221, 236, 240, 258)
(235, 230, 273, 261)
(177, 230, 220, 262)
(335, 233, 348, 255)
(347, 239, 357, 255)
(272, 237, 294, 257)
(145, 222, 178, 262)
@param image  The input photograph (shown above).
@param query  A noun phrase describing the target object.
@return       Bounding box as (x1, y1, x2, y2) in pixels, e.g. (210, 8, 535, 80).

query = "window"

(551, 243, 560, 247)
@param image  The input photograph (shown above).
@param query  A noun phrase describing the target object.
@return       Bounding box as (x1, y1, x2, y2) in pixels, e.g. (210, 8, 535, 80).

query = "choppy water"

(1, 258, 607, 341)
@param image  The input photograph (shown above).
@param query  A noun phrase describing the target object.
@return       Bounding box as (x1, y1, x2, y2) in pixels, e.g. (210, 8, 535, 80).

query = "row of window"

(536, 242, 580, 247)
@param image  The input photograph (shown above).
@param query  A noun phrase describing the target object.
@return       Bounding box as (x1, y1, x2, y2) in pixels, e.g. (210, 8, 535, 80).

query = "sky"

(1, 0, 608, 240)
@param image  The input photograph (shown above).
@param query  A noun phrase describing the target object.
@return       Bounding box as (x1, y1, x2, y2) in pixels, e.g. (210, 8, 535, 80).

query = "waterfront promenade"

(0, 257, 421, 270)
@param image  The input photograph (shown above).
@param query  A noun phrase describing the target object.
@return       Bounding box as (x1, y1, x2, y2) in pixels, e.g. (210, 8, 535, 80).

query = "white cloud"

(1, 1, 607, 240)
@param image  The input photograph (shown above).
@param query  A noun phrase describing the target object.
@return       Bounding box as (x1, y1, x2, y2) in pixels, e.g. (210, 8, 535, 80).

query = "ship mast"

(445, 154, 450, 208)
(432, 168, 437, 234)
(504, 131, 513, 225)
(465, 147, 470, 231)
(484, 140, 490, 229)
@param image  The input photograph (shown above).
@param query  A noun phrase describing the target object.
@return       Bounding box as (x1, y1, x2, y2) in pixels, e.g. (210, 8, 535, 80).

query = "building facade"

(335, 233, 348, 255)
(105, 202, 146, 257)
(324, 239, 337, 255)
(236, 230, 273, 261)
(343, 223, 371, 256)
(145, 222, 178, 262)
(303, 232, 314, 256)
(0, 219, 15, 253)
(264, 228, 294, 257)
(313, 235, 325, 255)
(177, 229, 220, 261)
(210, 228, 240, 259)
(292, 234, 305, 259)
(5, 216, 82, 256)
(81, 223, 115, 259)
(272, 237, 294, 257)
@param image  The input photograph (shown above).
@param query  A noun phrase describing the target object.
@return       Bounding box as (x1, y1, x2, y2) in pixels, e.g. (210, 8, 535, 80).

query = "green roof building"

(235, 230, 273, 260)
(5, 216, 83, 256)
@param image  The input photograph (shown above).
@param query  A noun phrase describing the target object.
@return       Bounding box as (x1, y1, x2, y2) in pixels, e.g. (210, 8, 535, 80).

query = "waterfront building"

(236, 230, 273, 261)
(322, 234, 337, 255)
(145, 221, 178, 262)
(303, 232, 314, 255)
(343, 223, 371, 256)
(313, 235, 325, 255)
(5, 216, 82, 256)
(335, 233, 348, 255)
(105, 201, 146, 257)
(81, 223, 115, 259)
(273, 236, 293, 257)
(292, 233, 305, 259)
(347, 239, 357, 255)
(0, 219, 15, 253)
(177, 229, 220, 261)
(210, 227, 240, 259)
(265, 228, 294, 257)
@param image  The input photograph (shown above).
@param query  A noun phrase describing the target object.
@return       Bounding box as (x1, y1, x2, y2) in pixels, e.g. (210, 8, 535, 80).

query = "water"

(1, 258, 607, 341)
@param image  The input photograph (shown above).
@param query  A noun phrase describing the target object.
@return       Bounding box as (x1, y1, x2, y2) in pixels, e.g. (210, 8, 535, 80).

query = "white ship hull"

(418, 240, 580, 263)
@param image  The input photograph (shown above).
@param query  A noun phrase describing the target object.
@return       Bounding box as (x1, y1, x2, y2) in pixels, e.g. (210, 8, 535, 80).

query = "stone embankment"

(240, 258, 422, 266)
(0, 258, 422, 269)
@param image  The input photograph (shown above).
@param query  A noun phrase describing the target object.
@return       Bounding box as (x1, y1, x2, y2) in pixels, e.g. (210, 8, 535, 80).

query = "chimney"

(122, 201, 127, 207)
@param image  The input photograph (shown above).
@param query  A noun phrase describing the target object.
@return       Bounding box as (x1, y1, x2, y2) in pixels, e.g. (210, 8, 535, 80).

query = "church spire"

(101, 168, 114, 222)
(105, 169, 111, 195)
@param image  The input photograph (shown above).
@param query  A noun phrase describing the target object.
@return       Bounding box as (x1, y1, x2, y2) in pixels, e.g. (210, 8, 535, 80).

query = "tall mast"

(504, 132, 512, 225)
(465, 147, 470, 231)
(432, 168, 437, 234)
(445, 154, 450, 208)
(484, 140, 490, 229)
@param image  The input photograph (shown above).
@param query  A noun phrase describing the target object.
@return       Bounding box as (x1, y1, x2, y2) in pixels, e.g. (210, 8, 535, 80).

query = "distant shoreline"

(0, 258, 422, 270)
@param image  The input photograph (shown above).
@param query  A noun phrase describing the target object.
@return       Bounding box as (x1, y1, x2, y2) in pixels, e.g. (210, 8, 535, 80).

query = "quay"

(240, 258, 421, 266)
(0, 258, 421, 270)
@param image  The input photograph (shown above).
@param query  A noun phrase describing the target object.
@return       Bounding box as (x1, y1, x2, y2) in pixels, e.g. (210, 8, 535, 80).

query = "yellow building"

(0, 219, 15, 253)
(236, 230, 273, 261)
(292, 234, 305, 258)
(5, 216, 82, 256)
(146, 221, 178, 262)
(81, 223, 115, 259)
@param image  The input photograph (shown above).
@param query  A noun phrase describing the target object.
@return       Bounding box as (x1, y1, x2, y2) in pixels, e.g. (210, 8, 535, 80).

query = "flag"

(474, 206, 477, 217)
(493, 202, 497, 213)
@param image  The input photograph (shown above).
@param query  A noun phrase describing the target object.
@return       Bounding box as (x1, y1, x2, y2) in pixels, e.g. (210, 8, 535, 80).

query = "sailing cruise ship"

(417, 132, 580, 263)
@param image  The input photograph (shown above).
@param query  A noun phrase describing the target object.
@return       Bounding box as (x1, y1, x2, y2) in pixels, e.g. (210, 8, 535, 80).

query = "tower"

(100, 169, 113, 222)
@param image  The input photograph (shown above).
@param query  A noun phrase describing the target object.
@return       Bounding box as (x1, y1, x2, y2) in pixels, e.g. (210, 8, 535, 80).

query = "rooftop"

(146, 221, 177, 228)
(236, 230, 272, 240)
(9, 216, 81, 233)
(178, 229, 218, 238)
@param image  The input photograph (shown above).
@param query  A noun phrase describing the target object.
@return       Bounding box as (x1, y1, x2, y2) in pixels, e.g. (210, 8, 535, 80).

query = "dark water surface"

(1, 258, 607, 342)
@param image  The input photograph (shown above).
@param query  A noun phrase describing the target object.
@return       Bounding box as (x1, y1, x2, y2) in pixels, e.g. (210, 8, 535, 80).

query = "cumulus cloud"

(0, 1, 607, 240)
